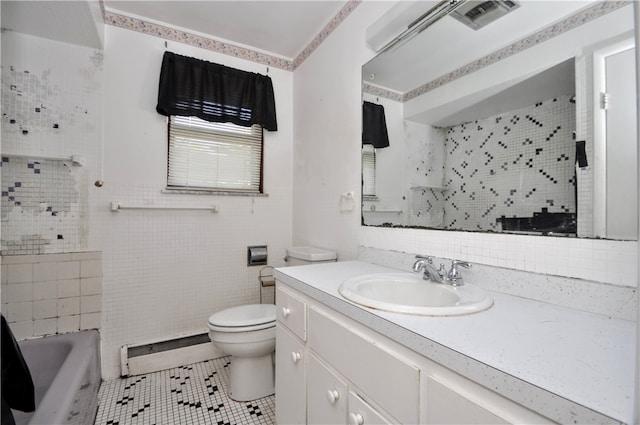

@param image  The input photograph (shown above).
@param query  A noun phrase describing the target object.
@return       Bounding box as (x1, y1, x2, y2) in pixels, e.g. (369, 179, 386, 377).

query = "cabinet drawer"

(276, 284, 306, 341)
(308, 306, 419, 424)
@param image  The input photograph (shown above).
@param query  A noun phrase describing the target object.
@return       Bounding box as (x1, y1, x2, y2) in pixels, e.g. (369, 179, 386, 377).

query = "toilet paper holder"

(247, 245, 268, 266)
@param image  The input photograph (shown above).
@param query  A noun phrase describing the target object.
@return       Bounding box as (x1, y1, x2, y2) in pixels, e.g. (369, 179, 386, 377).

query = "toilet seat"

(208, 304, 275, 333)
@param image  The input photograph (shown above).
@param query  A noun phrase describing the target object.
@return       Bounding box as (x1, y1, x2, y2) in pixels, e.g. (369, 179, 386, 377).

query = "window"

(167, 116, 263, 193)
(362, 144, 376, 198)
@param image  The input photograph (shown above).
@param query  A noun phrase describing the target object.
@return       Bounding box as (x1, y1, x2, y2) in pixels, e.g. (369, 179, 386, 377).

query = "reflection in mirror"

(361, 1, 637, 240)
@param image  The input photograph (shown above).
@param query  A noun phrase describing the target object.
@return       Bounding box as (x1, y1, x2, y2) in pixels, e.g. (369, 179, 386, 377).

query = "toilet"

(207, 246, 336, 401)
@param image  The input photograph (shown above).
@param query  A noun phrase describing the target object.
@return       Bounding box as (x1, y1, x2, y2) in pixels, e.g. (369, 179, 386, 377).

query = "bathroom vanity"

(273, 261, 635, 424)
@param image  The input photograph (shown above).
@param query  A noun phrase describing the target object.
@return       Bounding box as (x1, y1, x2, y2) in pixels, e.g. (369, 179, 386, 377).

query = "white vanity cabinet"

(275, 286, 307, 424)
(275, 283, 553, 425)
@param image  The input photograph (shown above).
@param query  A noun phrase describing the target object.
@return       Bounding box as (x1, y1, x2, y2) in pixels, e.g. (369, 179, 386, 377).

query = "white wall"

(98, 26, 293, 378)
(293, 2, 395, 259)
(292, 3, 637, 287)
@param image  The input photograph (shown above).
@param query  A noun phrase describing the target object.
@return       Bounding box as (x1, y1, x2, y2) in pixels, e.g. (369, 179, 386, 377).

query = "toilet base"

(227, 353, 274, 401)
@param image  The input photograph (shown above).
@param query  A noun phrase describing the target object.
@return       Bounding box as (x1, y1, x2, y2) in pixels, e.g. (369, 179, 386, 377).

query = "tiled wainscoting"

(1, 251, 102, 339)
(96, 357, 275, 425)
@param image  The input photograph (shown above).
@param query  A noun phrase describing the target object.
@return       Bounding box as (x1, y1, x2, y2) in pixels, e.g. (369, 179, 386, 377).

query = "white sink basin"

(338, 273, 493, 316)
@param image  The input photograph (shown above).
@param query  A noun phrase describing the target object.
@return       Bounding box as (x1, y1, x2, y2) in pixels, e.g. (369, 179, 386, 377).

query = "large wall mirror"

(361, 0, 637, 241)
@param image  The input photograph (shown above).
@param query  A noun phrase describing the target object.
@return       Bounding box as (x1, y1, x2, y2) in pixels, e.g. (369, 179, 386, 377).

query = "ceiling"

(1, 1, 105, 49)
(1, 0, 348, 59)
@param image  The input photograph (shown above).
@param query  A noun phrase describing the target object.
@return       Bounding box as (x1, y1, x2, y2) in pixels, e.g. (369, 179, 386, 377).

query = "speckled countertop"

(273, 260, 636, 425)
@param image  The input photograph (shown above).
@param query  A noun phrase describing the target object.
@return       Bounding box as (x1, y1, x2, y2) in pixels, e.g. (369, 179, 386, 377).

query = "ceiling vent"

(450, 0, 520, 30)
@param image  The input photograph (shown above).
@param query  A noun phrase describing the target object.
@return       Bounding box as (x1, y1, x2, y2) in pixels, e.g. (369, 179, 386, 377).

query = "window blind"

(168, 116, 263, 192)
(362, 145, 376, 197)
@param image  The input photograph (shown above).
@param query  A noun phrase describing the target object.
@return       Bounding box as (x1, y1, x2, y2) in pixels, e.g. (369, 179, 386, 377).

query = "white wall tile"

(7, 301, 33, 322)
(58, 297, 80, 316)
(57, 315, 80, 334)
(34, 318, 57, 336)
(57, 261, 80, 280)
(81, 294, 102, 314)
(33, 299, 58, 319)
(5, 283, 33, 303)
(80, 259, 102, 278)
(33, 262, 58, 282)
(58, 279, 80, 298)
(80, 277, 102, 296)
(33, 281, 58, 301)
(80, 312, 101, 330)
(7, 264, 32, 283)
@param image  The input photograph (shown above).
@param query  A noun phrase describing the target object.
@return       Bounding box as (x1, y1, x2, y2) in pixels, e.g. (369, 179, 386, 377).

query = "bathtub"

(11, 330, 101, 425)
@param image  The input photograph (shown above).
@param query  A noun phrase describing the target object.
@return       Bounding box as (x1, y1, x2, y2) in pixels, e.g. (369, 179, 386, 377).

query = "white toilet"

(207, 246, 336, 401)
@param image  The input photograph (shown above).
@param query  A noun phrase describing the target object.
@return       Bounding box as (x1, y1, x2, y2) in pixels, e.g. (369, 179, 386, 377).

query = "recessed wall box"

(247, 245, 268, 266)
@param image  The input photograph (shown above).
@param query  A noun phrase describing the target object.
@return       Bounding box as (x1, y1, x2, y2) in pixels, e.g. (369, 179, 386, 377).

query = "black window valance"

(362, 101, 389, 148)
(156, 51, 278, 131)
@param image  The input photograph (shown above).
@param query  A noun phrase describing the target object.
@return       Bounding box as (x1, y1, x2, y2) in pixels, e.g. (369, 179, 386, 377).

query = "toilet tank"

(285, 246, 337, 266)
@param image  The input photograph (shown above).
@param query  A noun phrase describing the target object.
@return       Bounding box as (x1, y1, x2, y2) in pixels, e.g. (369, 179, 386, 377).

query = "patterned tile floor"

(95, 357, 275, 425)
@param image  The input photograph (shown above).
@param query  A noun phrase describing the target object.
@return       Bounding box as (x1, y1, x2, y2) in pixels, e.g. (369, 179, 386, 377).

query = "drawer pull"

(291, 351, 301, 363)
(282, 307, 291, 317)
(326, 389, 340, 404)
(349, 413, 364, 425)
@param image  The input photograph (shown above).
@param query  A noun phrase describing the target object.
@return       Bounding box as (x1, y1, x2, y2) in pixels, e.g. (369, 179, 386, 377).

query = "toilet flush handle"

(282, 307, 291, 318)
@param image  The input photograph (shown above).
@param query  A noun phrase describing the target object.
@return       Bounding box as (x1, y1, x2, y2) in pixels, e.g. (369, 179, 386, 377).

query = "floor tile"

(95, 357, 275, 425)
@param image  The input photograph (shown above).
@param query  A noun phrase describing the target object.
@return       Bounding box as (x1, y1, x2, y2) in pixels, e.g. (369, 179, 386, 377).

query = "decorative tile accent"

(103, 11, 294, 71)
(409, 95, 576, 232)
(292, 0, 362, 69)
(95, 357, 275, 425)
(1, 156, 80, 255)
(103, 0, 362, 72)
(362, 83, 403, 102)
(403, 0, 630, 101)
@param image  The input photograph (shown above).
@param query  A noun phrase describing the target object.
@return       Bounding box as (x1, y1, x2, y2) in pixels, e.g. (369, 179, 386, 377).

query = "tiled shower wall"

(410, 95, 576, 231)
(1, 252, 103, 339)
(1, 32, 104, 336)
(1, 31, 103, 255)
(1, 157, 82, 254)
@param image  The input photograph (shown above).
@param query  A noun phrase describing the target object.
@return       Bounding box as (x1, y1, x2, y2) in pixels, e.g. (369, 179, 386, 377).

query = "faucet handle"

(447, 260, 471, 286)
(451, 260, 471, 269)
(415, 255, 433, 263)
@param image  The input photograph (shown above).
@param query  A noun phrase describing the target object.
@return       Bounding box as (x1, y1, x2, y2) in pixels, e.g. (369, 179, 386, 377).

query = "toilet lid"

(208, 304, 276, 328)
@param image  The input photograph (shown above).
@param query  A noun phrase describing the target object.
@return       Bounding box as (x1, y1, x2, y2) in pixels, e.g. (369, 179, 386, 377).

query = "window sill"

(162, 188, 268, 197)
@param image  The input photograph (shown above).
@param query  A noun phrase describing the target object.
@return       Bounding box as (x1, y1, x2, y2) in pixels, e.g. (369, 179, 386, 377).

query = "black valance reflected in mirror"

(361, 0, 637, 241)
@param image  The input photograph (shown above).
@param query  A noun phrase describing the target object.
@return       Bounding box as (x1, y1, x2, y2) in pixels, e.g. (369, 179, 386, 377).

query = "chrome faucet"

(412, 256, 471, 286)
(412, 255, 445, 283)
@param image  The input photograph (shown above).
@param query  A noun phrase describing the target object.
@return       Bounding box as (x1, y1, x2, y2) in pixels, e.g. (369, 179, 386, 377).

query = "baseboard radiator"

(120, 332, 223, 377)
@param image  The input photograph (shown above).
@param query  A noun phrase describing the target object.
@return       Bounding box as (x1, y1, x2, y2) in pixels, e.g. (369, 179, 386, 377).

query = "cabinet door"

(275, 325, 306, 425)
(348, 392, 393, 425)
(308, 353, 348, 425)
(426, 377, 512, 424)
